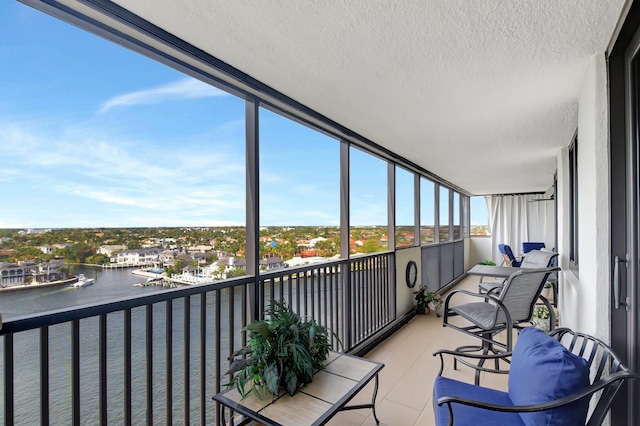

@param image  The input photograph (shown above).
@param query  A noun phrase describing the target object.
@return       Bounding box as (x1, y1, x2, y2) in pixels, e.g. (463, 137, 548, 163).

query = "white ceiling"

(112, 0, 626, 195)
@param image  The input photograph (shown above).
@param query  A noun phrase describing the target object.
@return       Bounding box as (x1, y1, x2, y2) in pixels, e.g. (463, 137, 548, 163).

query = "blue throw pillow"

(509, 328, 590, 426)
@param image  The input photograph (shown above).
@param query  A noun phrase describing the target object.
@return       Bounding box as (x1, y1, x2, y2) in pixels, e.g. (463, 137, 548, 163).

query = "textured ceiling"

(112, 0, 626, 195)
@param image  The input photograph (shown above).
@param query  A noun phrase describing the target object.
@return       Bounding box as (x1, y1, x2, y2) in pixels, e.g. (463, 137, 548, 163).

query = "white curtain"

(486, 194, 548, 263)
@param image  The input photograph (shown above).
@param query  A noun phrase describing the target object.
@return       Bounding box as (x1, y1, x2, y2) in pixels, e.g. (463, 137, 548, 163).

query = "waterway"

(0, 267, 165, 319)
(0, 267, 228, 425)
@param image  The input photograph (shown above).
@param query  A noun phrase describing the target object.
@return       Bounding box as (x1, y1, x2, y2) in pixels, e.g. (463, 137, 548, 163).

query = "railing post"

(342, 259, 351, 351)
(40, 327, 49, 426)
(4, 333, 14, 426)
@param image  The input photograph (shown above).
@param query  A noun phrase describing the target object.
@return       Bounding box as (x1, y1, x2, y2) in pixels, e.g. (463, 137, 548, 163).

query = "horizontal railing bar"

(257, 259, 343, 279)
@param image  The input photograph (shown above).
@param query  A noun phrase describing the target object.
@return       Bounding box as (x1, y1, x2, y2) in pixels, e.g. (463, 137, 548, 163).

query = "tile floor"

(327, 274, 511, 426)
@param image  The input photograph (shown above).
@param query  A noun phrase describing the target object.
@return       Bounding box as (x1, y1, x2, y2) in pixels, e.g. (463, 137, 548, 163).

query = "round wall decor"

(406, 260, 418, 288)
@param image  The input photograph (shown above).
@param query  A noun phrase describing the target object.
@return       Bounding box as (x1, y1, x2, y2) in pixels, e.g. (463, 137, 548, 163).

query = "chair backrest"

(520, 249, 558, 268)
(495, 267, 559, 325)
(498, 244, 519, 266)
(548, 328, 637, 425)
(522, 242, 545, 253)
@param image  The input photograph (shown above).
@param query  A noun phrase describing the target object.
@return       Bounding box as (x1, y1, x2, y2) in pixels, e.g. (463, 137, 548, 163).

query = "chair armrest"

(443, 289, 501, 310)
(436, 370, 640, 412)
(432, 348, 514, 377)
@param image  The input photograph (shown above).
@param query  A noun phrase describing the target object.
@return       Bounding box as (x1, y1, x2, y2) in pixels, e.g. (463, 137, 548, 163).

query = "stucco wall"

(467, 236, 493, 266)
(557, 54, 610, 341)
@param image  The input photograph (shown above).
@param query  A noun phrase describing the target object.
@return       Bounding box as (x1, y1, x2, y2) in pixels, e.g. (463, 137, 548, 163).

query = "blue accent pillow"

(509, 328, 590, 426)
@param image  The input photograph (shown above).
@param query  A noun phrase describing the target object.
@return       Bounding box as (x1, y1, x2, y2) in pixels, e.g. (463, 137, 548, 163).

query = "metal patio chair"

(433, 327, 639, 426)
(443, 267, 560, 385)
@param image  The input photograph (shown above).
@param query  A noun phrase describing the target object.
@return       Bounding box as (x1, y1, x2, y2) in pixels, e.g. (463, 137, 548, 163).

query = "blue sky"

(0, 2, 486, 229)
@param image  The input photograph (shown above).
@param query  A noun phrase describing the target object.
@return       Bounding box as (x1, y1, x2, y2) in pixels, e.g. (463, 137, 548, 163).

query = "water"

(0, 267, 165, 319)
(0, 267, 230, 425)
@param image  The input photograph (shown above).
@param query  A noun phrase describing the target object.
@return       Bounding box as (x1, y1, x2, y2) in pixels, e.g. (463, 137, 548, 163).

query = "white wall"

(557, 54, 610, 341)
(467, 237, 493, 267)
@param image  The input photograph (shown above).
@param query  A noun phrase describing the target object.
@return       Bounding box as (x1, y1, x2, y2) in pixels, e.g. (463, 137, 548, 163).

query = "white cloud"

(98, 78, 229, 113)
(0, 116, 247, 227)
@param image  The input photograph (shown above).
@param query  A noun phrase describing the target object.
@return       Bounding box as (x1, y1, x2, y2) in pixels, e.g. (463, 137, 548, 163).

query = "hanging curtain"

(487, 194, 547, 264)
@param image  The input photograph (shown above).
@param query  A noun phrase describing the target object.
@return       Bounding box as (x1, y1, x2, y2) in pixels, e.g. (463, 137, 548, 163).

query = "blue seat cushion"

(509, 327, 590, 425)
(433, 376, 524, 426)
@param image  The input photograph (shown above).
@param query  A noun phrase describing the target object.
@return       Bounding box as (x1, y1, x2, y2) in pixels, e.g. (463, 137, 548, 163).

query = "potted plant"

(413, 285, 442, 316)
(532, 305, 559, 332)
(225, 300, 332, 399)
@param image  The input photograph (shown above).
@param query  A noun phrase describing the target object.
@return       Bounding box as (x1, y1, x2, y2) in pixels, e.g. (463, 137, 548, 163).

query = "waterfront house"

(115, 248, 162, 266)
(157, 249, 176, 268)
(210, 255, 246, 275)
(97, 244, 127, 257)
(2, 1, 640, 425)
(0, 260, 64, 286)
(259, 255, 285, 271)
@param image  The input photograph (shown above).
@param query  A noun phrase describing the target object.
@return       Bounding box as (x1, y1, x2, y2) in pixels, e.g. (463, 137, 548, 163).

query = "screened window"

(439, 186, 450, 242)
(0, 4, 246, 230)
(395, 166, 415, 247)
(350, 148, 388, 254)
(470, 196, 490, 236)
(0, 2, 248, 303)
(420, 178, 435, 244)
(453, 192, 461, 239)
(259, 107, 340, 262)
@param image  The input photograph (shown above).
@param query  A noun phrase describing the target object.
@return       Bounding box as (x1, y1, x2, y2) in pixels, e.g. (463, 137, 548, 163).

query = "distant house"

(0, 260, 65, 286)
(260, 256, 285, 271)
(39, 244, 69, 255)
(188, 245, 213, 253)
(193, 252, 212, 265)
(116, 249, 161, 266)
(210, 256, 246, 274)
(97, 244, 127, 257)
(181, 265, 198, 275)
(39, 245, 54, 255)
(157, 250, 176, 267)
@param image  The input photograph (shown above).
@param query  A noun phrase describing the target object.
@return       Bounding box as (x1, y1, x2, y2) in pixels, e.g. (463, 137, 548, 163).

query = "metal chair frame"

(443, 267, 559, 385)
(433, 327, 639, 426)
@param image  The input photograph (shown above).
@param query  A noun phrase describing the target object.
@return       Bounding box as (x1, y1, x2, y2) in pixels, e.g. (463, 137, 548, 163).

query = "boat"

(70, 273, 95, 288)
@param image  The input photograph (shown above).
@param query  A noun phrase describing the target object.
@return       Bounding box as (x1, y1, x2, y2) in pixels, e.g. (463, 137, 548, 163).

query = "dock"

(0, 277, 78, 292)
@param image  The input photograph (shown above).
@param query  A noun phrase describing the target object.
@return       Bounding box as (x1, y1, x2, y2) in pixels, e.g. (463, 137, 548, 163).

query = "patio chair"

(443, 267, 559, 385)
(433, 327, 639, 426)
(498, 244, 521, 267)
(518, 249, 558, 268)
(479, 250, 558, 294)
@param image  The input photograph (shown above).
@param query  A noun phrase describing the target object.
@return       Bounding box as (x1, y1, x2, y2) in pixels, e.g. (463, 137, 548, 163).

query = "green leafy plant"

(533, 304, 559, 320)
(225, 300, 332, 399)
(533, 305, 551, 320)
(413, 286, 442, 316)
(479, 260, 496, 266)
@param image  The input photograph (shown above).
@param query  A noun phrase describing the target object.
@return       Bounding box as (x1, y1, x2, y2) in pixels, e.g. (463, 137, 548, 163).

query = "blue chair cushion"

(522, 242, 545, 253)
(434, 376, 524, 426)
(509, 327, 590, 426)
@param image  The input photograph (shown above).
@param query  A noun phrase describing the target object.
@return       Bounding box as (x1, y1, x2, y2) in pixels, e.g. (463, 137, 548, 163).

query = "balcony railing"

(0, 252, 394, 425)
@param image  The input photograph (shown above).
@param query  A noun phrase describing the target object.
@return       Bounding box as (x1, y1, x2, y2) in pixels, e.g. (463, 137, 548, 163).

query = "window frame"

(568, 132, 579, 273)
